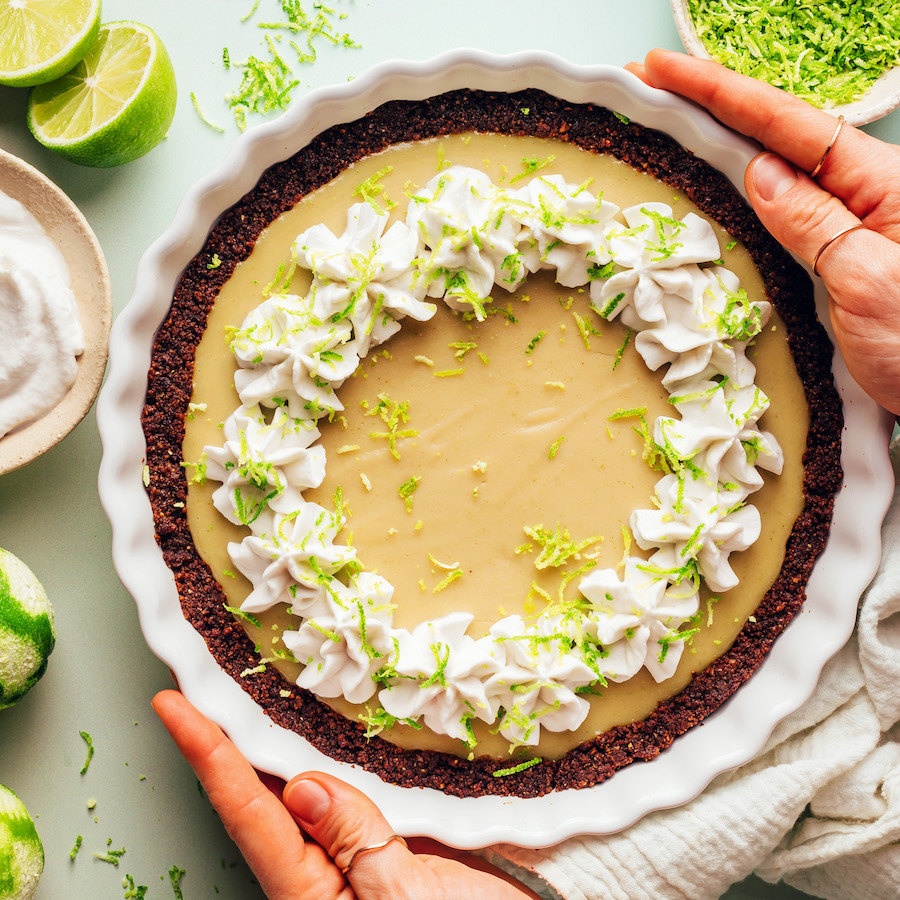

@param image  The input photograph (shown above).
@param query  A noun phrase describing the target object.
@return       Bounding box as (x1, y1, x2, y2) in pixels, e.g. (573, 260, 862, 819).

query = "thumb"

(285, 773, 542, 900)
(746, 152, 900, 413)
(283, 772, 424, 897)
(746, 151, 867, 273)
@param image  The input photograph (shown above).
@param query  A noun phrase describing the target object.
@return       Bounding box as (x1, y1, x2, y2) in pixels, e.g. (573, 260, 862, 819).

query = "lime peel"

(0, 783, 43, 900)
(222, 0, 360, 130)
(0, 548, 55, 710)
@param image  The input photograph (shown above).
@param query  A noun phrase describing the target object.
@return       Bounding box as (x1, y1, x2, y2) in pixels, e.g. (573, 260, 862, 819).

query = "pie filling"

(183, 134, 807, 759)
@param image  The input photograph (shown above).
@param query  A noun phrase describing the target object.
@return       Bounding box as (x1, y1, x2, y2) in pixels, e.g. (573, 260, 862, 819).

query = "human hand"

(626, 49, 900, 415)
(152, 690, 540, 900)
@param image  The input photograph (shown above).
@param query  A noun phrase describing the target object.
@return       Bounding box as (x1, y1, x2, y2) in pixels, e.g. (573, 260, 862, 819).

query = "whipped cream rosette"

(578, 556, 700, 683)
(295, 201, 436, 347)
(285, 570, 396, 704)
(204, 404, 326, 527)
(662, 378, 783, 490)
(229, 291, 352, 418)
(591, 203, 720, 321)
(229, 500, 356, 614)
(482, 613, 599, 745)
(202, 165, 784, 748)
(378, 612, 509, 744)
(408, 165, 525, 315)
(510, 173, 619, 287)
(632, 472, 762, 594)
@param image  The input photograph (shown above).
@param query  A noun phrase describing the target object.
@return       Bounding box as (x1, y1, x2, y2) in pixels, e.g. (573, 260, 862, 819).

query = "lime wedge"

(26, 20, 177, 168)
(0, 0, 100, 87)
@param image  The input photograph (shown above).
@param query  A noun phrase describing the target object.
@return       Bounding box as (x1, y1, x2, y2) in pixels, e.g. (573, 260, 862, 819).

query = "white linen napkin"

(484, 441, 900, 900)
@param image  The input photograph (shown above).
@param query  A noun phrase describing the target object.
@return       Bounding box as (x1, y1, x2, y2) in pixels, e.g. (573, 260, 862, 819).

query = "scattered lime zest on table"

(190, 92, 225, 133)
(26, 20, 177, 167)
(168, 864, 186, 900)
(122, 874, 148, 899)
(687, 0, 900, 107)
(201, 0, 360, 131)
(79, 730, 95, 774)
(0, 0, 100, 87)
(94, 839, 126, 866)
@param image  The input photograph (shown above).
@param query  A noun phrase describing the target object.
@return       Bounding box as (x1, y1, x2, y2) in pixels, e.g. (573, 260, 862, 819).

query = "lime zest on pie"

(201, 165, 782, 749)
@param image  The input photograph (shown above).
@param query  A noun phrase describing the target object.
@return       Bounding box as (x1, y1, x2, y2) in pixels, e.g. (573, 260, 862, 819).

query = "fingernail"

(284, 778, 331, 826)
(752, 153, 798, 202)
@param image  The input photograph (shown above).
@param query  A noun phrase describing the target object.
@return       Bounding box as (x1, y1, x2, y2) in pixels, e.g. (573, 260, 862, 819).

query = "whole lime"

(0, 549, 55, 710)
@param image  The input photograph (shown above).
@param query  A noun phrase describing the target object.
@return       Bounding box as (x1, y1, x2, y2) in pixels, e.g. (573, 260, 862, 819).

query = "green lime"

(0, 549, 55, 710)
(0, 784, 43, 900)
(26, 20, 177, 168)
(0, 0, 100, 87)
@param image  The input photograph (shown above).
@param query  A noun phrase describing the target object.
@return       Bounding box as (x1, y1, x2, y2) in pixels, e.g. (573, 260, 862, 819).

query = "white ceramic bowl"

(671, 0, 900, 126)
(0, 150, 111, 474)
(97, 50, 894, 848)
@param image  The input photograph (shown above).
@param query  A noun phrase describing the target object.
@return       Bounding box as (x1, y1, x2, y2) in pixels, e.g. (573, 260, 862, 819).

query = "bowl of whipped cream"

(0, 149, 111, 474)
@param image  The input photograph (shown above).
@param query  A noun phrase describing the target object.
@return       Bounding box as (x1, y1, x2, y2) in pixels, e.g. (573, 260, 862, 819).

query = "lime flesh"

(26, 20, 177, 168)
(0, 0, 100, 87)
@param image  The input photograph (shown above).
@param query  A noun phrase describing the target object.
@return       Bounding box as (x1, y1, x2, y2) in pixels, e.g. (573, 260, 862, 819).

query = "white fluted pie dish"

(97, 50, 894, 849)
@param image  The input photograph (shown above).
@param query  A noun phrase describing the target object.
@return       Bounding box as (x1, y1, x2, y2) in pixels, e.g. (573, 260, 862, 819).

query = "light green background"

(0, 1, 896, 897)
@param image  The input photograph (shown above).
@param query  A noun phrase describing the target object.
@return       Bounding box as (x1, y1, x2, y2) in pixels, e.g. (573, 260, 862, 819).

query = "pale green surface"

(0, 1, 896, 897)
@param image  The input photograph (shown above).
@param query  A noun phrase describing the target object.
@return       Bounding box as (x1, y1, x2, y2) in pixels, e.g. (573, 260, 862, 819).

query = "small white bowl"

(671, 0, 900, 125)
(0, 150, 111, 474)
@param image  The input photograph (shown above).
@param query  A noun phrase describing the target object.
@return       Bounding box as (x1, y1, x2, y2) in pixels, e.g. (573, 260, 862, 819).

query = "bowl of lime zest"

(671, 0, 900, 125)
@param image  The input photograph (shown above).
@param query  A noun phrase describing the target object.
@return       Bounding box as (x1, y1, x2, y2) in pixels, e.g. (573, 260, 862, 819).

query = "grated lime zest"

(688, 0, 900, 107)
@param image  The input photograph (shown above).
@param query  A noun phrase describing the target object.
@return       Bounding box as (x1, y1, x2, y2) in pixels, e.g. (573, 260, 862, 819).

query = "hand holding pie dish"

(628, 49, 900, 416)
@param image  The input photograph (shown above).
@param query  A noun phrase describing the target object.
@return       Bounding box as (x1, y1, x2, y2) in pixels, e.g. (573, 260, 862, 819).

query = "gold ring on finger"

(813, 222, 866, 276)
(809, 115, 845, 179)
(340, 834, 409, 876)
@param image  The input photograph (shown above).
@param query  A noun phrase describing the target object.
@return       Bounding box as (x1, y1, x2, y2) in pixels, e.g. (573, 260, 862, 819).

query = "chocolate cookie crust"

(142, 88, 842, 798)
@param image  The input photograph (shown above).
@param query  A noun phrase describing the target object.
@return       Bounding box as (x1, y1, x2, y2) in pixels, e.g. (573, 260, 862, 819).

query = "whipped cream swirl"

(201, 166, 783, 748)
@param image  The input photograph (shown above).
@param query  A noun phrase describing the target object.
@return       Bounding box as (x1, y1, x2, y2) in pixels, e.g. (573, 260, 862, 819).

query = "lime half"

(26, 20, 177, 168)
(0, 784, 43, 900)
(0, 0, 100, 87)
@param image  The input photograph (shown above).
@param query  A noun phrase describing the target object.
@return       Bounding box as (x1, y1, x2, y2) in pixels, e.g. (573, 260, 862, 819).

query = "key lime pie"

(143, 89, 841, 797)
